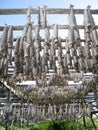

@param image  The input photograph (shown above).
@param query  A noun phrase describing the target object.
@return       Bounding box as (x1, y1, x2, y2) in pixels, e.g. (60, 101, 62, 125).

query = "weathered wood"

(13, 38, 85, 43)
(0, 8, 98, 15)
(0, 25, 98, 31)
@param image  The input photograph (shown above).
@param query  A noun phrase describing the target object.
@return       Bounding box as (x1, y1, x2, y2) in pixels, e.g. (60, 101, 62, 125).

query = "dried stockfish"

(7, 25, 13, 64)
(38, 5, 47, 28)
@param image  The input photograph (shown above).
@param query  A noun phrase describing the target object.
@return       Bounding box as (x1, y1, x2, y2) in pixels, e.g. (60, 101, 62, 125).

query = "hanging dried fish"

(14, 37, 20, 74)
(34, 26, 41, 51)
(27, 26, 32, 45)
(19, 37, 24, 56)
(78, 57, 85, 72)
(73, 55, 79, 71)
(39, 5, 47, 28)
(58, 38, 63, 66)
(36, 49, 40, 65)
(27, 6, 32, 25)
(66, 52, 72, 67)
(30, 40, 35, 58)
(1, 25, 8, 58)
(0, 39, 3, 59)
(44, 42, 49, 56)
(63, 55, 69, 74)
(44, 27, 50, 43)
(19, 37, 24, 73)
(14, 37, 20, 55)
(84, 6, 98, 46)
(23, 37, 30, 76)
(84, 31, 91, 43)
(53, 56, 57, 72)
(23, 24, 28, 38)
(84, 6, 98, 67)
(23, 39, 30, 59)
(44, 27, 50, 55)
(68, 5, 80, 47)
(84, 6, 92, 32)
(49, 41, 55, 68)
(53, 24, 58, 48)
(0, 59, 3, 74)
(25, 61, 30, 75)
(42, 51, 48, 72)
(7, 25, 13, 45)
(3, 58, 8, 77)
(38, 7, 41, 25)
(84, 43, 92, 59)
(67, 28, 74, 47)
(7, 25, 13, 64)
(91, 29, 98, 47)
(34, 25, 40, 40)
(0, 25, 8, 77)
(68, 5, 77, 28)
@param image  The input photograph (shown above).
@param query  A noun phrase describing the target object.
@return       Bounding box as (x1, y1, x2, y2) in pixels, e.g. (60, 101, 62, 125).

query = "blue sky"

(0, 0, 98, 9)
(0, 0, 98, 25)
(0, 0, 98, 37)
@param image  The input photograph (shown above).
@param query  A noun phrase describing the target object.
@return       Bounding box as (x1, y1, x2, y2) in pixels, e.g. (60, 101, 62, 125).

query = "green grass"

(0, 125, 5, 130)
(0, 118, 98, 130)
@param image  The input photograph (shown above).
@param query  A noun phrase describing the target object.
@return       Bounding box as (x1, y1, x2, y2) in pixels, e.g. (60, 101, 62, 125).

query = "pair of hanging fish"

(67, 5, 98, 72)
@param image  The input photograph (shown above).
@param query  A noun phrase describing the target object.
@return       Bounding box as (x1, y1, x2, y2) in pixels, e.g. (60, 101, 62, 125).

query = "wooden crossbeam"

(0, 25, 98, 31)
(0, 8, 98, 15)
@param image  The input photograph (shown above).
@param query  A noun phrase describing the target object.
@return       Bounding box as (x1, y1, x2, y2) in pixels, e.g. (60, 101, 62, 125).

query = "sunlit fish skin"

(34, 25, 40, 40)
(27, 6, 32, 25)
(53, 24, 58, 40)
(23, 24, 28, 38)
(39, 5, 47, 28)
(84, 6, 98, 64)
(34, 26, 41, 51)
(84, 6, 98, 46)
(44, 27, 50, 55)
(44, 27, 50, 43)
(68, 5, 80, 47)
(67, 28, 74, 47)
(91, 29, 98, 47)
(7, 25, 13, 44)
(27, 26, 33, 45)
(68, 5, 77, 28)
(87, 6, 95, 28)
(36, 49, 40, 65)
(53, 24, 58, 49)
(84, 7, 92, 32)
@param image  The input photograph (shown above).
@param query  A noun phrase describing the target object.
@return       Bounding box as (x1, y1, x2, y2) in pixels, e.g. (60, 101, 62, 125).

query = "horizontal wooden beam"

(0, 25, 98, 31)
(12, 38, 85, 43)
(0, 8, 98, 15)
